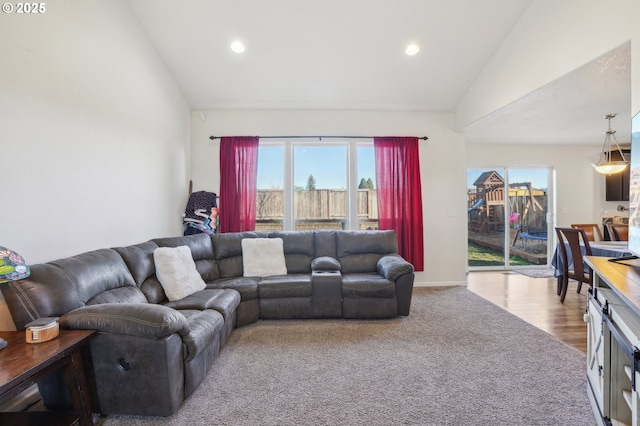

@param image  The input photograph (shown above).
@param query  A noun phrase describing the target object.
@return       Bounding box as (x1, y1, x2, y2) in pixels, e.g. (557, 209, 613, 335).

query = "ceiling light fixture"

(230, 41, 245, 54)
(405, 43, 420, 56)
(592, 113, 628, 175)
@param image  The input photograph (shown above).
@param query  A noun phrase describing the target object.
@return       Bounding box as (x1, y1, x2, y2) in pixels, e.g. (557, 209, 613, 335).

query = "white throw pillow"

(242, 238, 288, 277)
(153, 245, 206, 301)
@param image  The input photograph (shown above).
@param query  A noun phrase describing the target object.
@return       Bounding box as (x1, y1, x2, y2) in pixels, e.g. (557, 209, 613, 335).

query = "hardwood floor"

(467, 270, 588, 352)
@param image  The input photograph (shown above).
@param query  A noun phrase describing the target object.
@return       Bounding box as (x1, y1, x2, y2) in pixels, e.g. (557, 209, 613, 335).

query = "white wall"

(190, 110, 468, 287)
(0, 0, 191, 329)
(459, 0, 638, 256)
(456, 0, 634, 129)
(190, 110, 635, 286)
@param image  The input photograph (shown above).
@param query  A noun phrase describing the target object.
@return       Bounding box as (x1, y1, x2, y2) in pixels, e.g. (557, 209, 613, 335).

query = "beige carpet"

(95, 286, 595, 426)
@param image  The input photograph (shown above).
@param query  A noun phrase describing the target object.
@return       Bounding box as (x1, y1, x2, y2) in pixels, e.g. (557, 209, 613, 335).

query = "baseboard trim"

(414, 281, 466, 287)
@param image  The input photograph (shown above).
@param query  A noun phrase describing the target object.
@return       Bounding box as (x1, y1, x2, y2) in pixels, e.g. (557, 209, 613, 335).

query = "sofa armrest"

(377, 255, 415, 281)
(312, 256, 341, 272)
(60, 303, 190, 339)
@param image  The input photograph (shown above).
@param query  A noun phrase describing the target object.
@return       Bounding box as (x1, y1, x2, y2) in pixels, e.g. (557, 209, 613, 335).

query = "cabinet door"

(633, 372, 640, 426)
(605, 150, 630, 201)
(587, 295, 605, 411)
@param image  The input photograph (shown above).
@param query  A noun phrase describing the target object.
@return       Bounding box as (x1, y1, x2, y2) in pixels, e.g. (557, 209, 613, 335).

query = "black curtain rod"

(209, 135, 428, 141)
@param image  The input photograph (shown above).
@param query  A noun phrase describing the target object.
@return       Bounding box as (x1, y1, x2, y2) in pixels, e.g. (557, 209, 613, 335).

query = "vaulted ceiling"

(128, 0, 631, 145)
(464, 42, 631, 146)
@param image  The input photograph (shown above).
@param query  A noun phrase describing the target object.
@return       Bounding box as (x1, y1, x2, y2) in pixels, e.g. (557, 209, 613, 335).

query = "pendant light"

(592, 113, 628, 175)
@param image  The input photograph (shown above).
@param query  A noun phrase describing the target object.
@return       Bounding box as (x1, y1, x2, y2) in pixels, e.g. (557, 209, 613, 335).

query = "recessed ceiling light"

(405, 43, 420, 56)
(230, 41, 245, 54)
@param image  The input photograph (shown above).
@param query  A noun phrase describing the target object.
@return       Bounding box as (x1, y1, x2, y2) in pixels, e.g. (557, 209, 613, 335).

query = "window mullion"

(348, 142, 358, 230)
(283, 142, 293, 231)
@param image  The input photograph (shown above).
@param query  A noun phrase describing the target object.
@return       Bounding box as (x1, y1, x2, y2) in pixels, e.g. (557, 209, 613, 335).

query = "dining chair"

(570, 223, 603, 241)
(555, 227, 593, 303)
(607, 223, 629, 241)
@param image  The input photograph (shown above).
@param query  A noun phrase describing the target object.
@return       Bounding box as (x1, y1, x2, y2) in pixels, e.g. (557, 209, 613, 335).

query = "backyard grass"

(468, 241, 533, 267)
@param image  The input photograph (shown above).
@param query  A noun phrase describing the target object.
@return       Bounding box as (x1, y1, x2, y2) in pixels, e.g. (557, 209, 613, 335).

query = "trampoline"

(519, 230, 548, 249)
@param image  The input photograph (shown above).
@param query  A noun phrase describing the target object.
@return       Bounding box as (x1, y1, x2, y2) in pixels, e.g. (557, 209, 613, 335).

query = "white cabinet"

(586, 293, 606, 416)
(586, 257, 640, 426)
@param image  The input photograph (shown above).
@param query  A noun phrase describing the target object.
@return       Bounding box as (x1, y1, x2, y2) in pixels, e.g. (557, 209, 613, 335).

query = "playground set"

(468, 171, 548, 263)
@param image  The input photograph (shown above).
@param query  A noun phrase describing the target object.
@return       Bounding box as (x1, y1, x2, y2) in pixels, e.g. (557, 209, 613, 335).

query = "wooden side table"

(0, 329, 96, 426)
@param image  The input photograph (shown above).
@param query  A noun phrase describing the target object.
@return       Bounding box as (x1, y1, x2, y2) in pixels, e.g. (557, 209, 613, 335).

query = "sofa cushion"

(336, 230, 398, 274)
(241, 238, 287, 277)
(377, 254, 415, 280)
(211, 232, 267, 278)
(206, 277, 259, 301)
(164, 289, 241, 321)
(86, 286, 148, 305)
(258, 274, 312, 298)
(314, 230, 338, 258)
(113, 241, 159, 286)
(138, 276, 167, 304)
(269, 231, 315, 273)
(154, 234, 220, 282)
(338, 253, 383, 275)
(342, 273, 395, 298)
(178, 309, 224, 362)
(154, 246, 206, 301)
(312, 256, 341, 271)
(199, 289, 240, 321)
(112, 240, 169, 302)
(61, 303, 190, 338)
(1, 263, 84, 329)
(54, 249, 139, 303)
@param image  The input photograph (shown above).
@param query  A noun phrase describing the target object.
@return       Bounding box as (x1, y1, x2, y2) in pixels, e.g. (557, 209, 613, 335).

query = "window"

(357, 146, 378, 230)
(466, 167, 551, 269)
(256, 146, 285, 230)
(294, 145, 347, 230)
(256, 141, 377, 231)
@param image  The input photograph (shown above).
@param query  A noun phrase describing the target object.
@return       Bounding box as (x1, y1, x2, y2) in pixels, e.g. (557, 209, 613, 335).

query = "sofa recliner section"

(1, 229, 415, 417)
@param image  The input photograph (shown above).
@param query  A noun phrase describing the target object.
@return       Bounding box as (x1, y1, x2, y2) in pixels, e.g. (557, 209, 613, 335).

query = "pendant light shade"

(593, 162, 628, 174)
(592, 114, 628, 175)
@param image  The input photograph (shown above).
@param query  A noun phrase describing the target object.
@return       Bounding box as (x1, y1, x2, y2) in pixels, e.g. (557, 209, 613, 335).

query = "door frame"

(466, 166, 555, 271)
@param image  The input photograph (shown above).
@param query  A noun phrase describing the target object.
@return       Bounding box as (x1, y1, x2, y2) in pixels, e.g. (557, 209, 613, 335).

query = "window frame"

(256, 139, 375, 231)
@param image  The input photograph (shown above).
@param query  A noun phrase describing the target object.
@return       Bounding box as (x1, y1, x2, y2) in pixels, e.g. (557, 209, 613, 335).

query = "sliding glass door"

(467, 167, 551, 269)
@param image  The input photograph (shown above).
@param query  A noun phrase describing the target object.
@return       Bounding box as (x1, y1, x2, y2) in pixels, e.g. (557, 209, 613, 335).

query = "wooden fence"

(256, 189, 378, 220)
(254, 189, 378, 231)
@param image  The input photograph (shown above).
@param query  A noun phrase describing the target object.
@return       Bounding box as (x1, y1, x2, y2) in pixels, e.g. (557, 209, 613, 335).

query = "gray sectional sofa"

(1, 230, 415, 417)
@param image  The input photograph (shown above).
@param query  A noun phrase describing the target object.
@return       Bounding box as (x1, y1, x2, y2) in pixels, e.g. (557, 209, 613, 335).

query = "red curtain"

(374, 137, 424, 271)
(219, 136, 259, 232)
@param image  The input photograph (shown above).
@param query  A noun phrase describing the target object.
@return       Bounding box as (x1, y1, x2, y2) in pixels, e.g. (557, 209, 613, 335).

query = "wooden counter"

(585, 256, 640, 316)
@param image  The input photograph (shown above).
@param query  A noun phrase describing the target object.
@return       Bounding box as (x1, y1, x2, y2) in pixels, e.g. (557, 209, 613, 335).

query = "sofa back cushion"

(113, 241, 166, 303)
(1, 263, 84, 329)
(113, 241, 158, 285)
(154, 234, 219, 282)
(211, 232, 267, 278)
(51, 249, 142, 305)
(1, 248, 145, 329)
(269, 231, 315, 274)
(336, 230, 398, 274)
(314, 230, 337, 258)
(87, 286, 149, 305)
